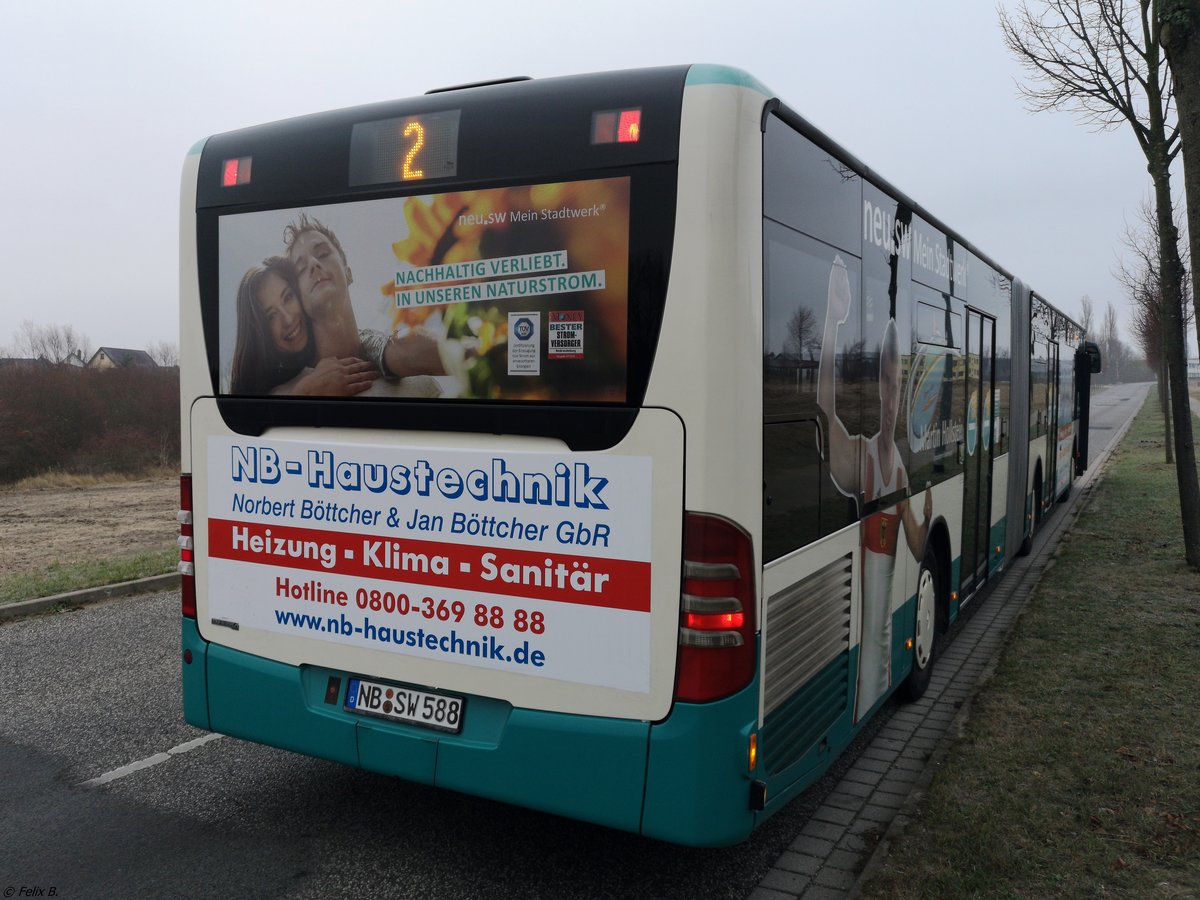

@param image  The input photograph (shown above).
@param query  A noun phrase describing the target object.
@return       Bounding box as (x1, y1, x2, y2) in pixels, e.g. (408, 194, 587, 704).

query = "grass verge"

(0, 548, 177, 606)
(861, 395, 1200, 898)
(0, 465, 176, 492)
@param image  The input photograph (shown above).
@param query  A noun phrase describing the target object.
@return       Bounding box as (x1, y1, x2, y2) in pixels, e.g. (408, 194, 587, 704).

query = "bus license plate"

(344, 678, 464, 734)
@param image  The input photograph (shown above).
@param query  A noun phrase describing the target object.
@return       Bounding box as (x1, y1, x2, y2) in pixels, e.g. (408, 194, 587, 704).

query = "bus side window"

(764, 420, 823, 560)
(1031, 340, 1049, 440)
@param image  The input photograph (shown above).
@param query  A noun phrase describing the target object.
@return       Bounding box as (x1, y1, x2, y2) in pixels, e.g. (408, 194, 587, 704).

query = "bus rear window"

(217, 177, 631, 403)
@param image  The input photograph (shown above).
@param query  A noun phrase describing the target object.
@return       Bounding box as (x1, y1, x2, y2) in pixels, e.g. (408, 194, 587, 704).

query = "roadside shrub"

(68, 425, 165, 475)
(0, 366, 179, 484)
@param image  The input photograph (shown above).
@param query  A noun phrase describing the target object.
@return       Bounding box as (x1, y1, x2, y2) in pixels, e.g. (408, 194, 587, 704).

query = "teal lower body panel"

(758, 649, 855, 808)
(432, 704, 649, 832)
(641, 680, 760, 847)
(181, 618, 210, 730)
(948, 555, 962, 624)
(988, 517, 1008, 576)
(206, 642, 360, 768)
(183, 622, 684, 839)
(892, 592, 916, 686)
(755, 594, 919, 827)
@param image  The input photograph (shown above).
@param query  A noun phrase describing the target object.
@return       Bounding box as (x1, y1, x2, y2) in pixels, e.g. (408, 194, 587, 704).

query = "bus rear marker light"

(221, 156, 252, 186)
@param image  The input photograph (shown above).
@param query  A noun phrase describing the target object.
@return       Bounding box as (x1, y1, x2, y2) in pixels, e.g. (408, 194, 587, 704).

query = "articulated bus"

(178, 65, 1101, 846)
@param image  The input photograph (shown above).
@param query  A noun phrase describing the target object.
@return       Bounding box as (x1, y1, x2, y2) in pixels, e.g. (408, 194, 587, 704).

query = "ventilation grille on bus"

(760, 552, 853, 775)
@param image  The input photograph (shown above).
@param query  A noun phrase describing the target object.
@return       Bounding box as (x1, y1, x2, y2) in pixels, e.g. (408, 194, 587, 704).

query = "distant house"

(87, 347, 158, 369)
(60, 350, 86, 367)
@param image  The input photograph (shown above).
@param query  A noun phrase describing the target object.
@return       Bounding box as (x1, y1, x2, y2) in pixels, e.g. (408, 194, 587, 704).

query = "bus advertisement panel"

(217, 177, 630, 402)
(203, 435, 655, 693)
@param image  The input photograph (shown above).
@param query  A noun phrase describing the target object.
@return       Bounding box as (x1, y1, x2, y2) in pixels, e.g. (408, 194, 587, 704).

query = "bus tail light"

(179, 475, 196, 619)
(675, 513, 756, 702)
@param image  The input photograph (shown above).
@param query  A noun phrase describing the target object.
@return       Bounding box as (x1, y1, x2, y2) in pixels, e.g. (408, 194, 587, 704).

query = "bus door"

(1044, 340, 1060, 511)
(960, 309, 996, 597)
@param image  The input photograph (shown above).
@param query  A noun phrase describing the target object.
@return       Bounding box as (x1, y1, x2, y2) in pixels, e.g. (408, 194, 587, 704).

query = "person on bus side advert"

(284, 212, 447, 397)
(816, 254, 932, 721)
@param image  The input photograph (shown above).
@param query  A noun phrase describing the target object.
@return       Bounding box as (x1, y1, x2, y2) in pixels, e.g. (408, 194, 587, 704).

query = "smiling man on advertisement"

(284, 212, 447, 395)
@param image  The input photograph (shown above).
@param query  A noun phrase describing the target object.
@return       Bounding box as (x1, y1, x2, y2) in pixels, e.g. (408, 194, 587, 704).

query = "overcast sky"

(0, 0, 1167, 356)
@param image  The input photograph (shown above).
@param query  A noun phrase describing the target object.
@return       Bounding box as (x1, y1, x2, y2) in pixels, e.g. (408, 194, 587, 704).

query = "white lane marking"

(78, 732, 224, 787)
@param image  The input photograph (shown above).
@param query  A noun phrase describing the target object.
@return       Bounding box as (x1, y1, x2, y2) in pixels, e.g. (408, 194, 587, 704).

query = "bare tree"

(1001, 0, 1200, 568)
(11, 321, 92, 364)
(1161, 2, 1200, 357)
(1079, 294, 1096, 338)
(147, 340, 179, 367)
(1117, 199, 1193, 459)
(784, 307, 819, 360)
(1102, 302, 1123, 382)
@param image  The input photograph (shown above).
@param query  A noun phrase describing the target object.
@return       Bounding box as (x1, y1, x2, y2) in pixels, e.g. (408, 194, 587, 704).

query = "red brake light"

(675, 512, 757, 703)
(685, 611, 745, 630)
(179, 475, 196, 619)
(221, 156, 252, 187)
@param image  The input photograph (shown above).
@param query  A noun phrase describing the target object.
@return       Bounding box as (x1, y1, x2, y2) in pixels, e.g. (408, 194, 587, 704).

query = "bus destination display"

(349, 110, 461, 186)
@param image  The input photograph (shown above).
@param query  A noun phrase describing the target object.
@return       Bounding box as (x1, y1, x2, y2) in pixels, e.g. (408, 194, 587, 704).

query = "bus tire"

(1059, 454, 1073, 503)
(1018, 530, 1032, 556)
(1019, 469, 1043, 556)
(900, 545, 940, 702)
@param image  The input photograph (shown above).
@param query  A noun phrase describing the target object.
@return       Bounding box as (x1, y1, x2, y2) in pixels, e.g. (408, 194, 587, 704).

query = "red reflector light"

(180, 475, 197, 619)
(221, 156, 252, 187)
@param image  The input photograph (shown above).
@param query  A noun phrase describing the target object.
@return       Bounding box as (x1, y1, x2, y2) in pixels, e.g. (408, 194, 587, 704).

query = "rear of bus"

(179, 66, 772, 846)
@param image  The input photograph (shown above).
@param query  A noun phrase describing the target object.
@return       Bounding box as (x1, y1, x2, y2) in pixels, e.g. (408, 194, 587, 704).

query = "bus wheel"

(1019, 473, 1043, 556)
(900, 546, 940, 702)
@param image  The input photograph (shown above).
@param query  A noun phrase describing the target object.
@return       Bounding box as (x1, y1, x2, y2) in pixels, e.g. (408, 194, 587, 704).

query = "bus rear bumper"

(186, 620, 736, 841)
(183, 618, 760, 845)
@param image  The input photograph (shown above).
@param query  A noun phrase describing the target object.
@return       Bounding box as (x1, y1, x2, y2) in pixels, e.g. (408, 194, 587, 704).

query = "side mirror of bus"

(1078, 340, 1102, 374)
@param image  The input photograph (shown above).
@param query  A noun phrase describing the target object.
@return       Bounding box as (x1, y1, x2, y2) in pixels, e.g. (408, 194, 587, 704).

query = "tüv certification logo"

(507, 311, 541, 375)
(513, 317, 535, 342)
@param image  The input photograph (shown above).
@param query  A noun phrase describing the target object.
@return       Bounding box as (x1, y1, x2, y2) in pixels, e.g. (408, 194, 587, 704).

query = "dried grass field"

(0, 476, 177, 583)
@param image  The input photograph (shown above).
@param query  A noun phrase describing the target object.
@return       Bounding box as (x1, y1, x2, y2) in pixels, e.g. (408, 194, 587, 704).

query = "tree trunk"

(1161, 355, 1175, 463)
(1149, 6, 1200, 569)
(1153, 189, 1199, 567)
(1162, 1, 1200, 361)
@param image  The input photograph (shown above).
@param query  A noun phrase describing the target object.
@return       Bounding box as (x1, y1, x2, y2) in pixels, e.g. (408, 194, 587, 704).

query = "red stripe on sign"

(207, 518, 651, 612)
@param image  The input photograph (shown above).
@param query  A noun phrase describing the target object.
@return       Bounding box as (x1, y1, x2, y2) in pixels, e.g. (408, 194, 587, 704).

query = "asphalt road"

(0, 383, 1148, 900)
(1085, 381, 1150, 467)
(0, 585, 824, 899)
